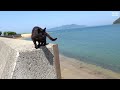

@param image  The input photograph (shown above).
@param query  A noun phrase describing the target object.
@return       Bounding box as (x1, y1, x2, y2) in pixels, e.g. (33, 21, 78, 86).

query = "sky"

(0, 11, 120, 33)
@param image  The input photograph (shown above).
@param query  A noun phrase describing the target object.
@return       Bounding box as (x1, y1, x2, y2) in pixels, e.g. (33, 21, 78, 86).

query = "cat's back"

(31, 26, 44, 39)
(32, 26, 41, 35)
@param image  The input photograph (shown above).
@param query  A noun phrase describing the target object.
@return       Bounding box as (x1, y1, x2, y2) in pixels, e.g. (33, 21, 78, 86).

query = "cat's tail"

(52, 38, 57, 41)
(45, 32, 57, 41)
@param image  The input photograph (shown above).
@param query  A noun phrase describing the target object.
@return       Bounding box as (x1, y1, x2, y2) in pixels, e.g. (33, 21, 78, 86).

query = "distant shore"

(21, 34, 31, 38)
(12, 33, 31, 40)
(18, 33, 120, 79)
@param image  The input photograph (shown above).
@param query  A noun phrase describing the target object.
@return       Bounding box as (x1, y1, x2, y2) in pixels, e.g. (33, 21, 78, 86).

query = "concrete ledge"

(0, 37, 61, 79)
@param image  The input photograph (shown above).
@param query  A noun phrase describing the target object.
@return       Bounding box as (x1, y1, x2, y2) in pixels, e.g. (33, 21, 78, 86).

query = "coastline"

(18, 34, 120, 79)
(17, 34, 31, 39)
(21, 34, 31, 38)
(60, 54, 120, 79)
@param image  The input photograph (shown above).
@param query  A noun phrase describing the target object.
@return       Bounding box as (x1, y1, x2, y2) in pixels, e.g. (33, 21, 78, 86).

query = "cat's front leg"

(33, 40, 38, 49)
(38, 41, 41, 48)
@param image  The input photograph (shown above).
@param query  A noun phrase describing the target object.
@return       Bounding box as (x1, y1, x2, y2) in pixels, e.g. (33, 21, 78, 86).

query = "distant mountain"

(113, 17, 120, 24)
(48, 24, 86, 31)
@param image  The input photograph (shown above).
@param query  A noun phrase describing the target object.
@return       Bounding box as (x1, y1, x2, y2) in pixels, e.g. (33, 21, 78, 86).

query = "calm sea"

(25, 24, 120, 72)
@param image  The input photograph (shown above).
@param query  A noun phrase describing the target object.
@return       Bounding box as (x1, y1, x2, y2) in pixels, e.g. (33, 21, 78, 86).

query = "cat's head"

(40, 27, 46, 35)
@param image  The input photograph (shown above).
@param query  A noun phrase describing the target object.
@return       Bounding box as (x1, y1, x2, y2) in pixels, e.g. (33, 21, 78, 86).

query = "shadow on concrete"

(40, 46, 54, 65)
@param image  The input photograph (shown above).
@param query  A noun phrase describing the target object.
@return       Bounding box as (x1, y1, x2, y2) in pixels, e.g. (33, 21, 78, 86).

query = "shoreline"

(21, 34, 31, 38)
(15, 34, 31, 40)
(18, 34, 120, 79)
(60, 54, 120, 79)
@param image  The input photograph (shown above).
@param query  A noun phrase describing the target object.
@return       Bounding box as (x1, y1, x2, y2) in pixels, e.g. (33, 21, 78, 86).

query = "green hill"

(113, 17, 120, 24)
(48, 24, 86, 31)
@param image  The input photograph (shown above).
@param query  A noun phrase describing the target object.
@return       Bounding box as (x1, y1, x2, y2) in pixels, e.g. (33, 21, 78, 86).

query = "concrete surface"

(0, 37, 61, 79)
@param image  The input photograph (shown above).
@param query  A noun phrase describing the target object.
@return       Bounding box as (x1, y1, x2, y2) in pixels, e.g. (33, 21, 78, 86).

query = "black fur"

(31, 26, 57, 49)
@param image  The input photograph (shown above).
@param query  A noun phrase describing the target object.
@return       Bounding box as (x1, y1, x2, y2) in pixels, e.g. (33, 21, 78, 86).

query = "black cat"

(31, 26, 57, 49)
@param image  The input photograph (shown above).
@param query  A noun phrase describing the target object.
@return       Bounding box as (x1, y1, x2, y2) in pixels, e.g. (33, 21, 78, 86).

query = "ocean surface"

(24, 24, 120, 73)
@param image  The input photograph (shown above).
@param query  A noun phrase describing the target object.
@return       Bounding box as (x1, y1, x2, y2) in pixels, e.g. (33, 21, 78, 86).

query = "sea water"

(25, 24, 120, 72)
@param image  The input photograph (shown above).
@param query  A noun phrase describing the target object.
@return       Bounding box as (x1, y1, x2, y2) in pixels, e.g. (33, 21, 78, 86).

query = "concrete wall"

(0, 37, 61, 79)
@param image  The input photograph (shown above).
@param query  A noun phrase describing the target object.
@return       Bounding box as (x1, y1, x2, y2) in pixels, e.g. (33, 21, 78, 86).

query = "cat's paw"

(46, 43, 49, 45)
(38, 45, 41, 48)
(35, 45, 38, 49)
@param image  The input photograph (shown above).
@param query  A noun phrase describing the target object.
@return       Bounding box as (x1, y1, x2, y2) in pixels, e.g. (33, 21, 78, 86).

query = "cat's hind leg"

(43, 40, 46, 46)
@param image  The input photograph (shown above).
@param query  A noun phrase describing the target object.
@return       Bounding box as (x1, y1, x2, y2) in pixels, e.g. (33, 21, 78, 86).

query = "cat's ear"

(44, 27, 46, 30)
(43, 27, 46, 32)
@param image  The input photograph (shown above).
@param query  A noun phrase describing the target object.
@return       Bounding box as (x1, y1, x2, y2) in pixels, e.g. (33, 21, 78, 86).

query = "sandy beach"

(19, 34, 120, 79)
(21, 34, 31, 38)
(60, 54, 120, 79)
(11, 34, 31, 40)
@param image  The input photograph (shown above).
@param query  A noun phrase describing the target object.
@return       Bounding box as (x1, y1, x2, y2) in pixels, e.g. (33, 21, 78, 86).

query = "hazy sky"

(0, 11, 120, 33)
